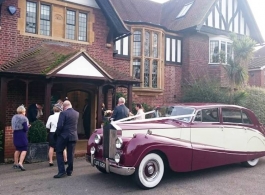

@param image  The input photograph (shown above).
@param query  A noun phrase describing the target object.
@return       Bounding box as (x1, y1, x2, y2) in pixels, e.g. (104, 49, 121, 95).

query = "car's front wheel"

(134, 153, 164, 189)
(241, 158, 259, 167)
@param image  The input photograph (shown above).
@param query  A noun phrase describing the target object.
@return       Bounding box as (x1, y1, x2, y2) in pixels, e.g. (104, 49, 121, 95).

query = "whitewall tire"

(135, 153, 164, 189)
(241, 158, 259, 167)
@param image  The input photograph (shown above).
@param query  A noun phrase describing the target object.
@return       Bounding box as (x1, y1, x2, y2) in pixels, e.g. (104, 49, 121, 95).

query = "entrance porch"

(0, 42, 138, 162)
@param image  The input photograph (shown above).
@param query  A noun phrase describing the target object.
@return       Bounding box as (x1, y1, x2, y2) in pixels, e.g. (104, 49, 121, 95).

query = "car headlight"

(94, 134, 101, 144)
(114, 153, 120, 163)
(115, 137, 123, 149)
(90, 146, 95, 155)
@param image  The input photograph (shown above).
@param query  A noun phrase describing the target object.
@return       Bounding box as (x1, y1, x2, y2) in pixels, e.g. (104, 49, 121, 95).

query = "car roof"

(165, 103, 246, 110)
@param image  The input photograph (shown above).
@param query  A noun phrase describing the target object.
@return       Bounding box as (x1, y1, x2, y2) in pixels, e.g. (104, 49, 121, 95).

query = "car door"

(222, 107, 249, 164)
(191, 108, 225, 171)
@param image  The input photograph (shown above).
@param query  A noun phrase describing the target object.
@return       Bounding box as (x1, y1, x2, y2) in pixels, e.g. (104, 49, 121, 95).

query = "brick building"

(0, 0, 263, 162)
(249, 46, 265, 87)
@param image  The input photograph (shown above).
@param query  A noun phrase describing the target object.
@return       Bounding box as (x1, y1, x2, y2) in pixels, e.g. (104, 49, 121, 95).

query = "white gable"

(56, 55, 104, 77)
(63, 0, 99, 9)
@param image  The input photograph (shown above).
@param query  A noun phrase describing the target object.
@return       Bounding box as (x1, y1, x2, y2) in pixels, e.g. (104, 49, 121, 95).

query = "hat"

(54, 103, 63, 111)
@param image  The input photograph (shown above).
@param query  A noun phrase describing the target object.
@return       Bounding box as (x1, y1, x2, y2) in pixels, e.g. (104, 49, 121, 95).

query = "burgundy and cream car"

(86, 104, 265, 189)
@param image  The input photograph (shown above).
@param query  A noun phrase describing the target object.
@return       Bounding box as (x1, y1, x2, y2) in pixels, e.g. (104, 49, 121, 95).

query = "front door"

(67, 91, 91, 139)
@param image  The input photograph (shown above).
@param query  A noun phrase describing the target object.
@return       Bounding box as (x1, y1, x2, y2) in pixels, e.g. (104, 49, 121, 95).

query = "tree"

(223, 34, 256, 103)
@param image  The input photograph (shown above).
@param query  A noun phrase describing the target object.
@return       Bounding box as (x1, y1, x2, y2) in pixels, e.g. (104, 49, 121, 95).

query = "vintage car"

(86, 103, 265, 189)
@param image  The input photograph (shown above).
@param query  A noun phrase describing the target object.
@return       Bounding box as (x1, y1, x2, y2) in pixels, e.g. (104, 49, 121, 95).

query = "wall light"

(7, 6, 17, 15)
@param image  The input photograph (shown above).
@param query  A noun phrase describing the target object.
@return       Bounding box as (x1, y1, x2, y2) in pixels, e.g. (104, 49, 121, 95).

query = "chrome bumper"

(86, 154, 135, 176)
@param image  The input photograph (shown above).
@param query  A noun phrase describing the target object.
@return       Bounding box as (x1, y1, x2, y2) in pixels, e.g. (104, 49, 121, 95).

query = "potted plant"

(25, 120, 49, 163)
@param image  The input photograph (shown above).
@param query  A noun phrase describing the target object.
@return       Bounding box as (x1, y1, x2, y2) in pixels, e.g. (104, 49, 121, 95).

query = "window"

(222, 108, 251, 124)
(176, 2, 193, 18)
(40, 4, 51, 36)
(26, 1, 51, 36)
(66, 10, 88, 41)
(209, 38, 233, 64)
(26, 1, 37, 34)
(114, 37, 129, 56)
(132, 29, 161, 89)
(195, 108, 219, 122)
(166, 36, 182, 64)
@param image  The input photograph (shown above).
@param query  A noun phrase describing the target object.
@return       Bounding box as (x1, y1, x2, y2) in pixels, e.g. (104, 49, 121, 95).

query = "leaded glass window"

(66, 10, 76, 40)
(145, 32, 150, 56)
(152, 60, 158, 88)
(153, 33, 158, 58)
(78, 13, 87, 41)
(133, 59, 141, 87)
(133, 31, 142, 56)
(26, 1, 37, 34)
(144, 59, 150, 87)
(40, 4, 51, 36)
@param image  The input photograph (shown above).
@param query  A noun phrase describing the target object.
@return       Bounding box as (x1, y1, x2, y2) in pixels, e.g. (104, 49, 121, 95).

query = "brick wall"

(249, 70, 264, 87)
(4, 126, 14, 159)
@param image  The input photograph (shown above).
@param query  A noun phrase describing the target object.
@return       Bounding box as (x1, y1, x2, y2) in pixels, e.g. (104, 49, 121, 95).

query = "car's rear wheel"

(134, 153, 164, 189)
(241, 158, 259, 167)
(96, 166, 107, 173)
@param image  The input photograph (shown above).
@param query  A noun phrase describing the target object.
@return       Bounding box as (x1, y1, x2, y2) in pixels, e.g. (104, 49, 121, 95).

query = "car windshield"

(155, 106, 195, 122)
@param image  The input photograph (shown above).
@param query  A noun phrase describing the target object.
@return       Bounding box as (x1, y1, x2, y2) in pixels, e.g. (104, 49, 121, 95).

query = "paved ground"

(1, 157, 265, 195)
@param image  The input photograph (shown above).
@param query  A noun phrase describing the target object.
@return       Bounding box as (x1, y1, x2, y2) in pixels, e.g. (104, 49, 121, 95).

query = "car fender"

(123, 133, 192, 172)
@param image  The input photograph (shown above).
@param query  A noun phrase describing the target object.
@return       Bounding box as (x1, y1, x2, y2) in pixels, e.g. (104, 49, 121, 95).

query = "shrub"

(182, 79, 246, 104)
(238, 86, 265, 124)
(0, 130, 3, 151)
(28, 120, 47, 143)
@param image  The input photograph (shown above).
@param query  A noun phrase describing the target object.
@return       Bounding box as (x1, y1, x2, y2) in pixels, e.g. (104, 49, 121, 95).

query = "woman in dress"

(46, 104, 67, 166)
(12, 105, 30, 171)
(135, 104, 145, 120)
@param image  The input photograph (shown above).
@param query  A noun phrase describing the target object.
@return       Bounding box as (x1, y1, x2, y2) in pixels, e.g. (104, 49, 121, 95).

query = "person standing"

(11, 105, 30, 171)
(82, 98, 90, 138)
(27, 103, 43, 123)
(54, 100, 79, 178)
(46, 104, 67, 167)
(111, 97, 129, 121)
(135, 104, 145, 120)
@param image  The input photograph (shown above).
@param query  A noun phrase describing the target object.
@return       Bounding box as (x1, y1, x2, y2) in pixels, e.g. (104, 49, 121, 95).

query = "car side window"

(222, 108, 242, 123)
(194, 108, 219, 122)
(202, 108, 219, 122)
(194, 110, 202, 122)
(242, 112, 252, 124)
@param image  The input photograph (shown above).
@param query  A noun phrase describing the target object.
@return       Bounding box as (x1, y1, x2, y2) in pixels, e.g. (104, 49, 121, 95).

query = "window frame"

(209, 36, 233, 64)
(26, 1, 38, 34)
(221, 108, 253, 125)
(40, 3, 51, 36)
(131, 28, 162, 89)
(165, 35, 182, 65)
(176, 2, 193, 19)
(114, 36, 130, 58)
(193, 108, 220, 123)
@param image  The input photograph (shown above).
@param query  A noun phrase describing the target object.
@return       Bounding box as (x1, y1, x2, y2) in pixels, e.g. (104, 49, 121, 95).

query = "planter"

(25, 142, 49, 163)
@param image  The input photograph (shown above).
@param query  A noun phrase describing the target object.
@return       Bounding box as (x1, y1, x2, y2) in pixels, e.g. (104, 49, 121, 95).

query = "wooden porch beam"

(127, 84, 132, 111)
(0, 78, 8, 129)
(96, 86, 103, 128)
(44, 81, 53, 122)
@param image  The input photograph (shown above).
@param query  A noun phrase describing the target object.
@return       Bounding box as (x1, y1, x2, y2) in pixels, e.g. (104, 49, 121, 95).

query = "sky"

(150, 0, 265, 43)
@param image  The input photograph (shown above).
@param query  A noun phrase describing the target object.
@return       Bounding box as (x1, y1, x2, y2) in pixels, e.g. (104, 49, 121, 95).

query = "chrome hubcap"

(143, 160, 159, 182)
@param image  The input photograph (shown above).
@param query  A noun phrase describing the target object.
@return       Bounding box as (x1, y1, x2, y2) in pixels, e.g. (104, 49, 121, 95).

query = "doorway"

(67, 91, 92, 139)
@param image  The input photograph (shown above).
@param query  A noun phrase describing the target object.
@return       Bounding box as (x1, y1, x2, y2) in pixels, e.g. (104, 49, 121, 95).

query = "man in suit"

(82, 98, 90, 138)
(27, 103, 43, 123)
(54, 100, 79, 178)
(111, 97, 129, 121)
